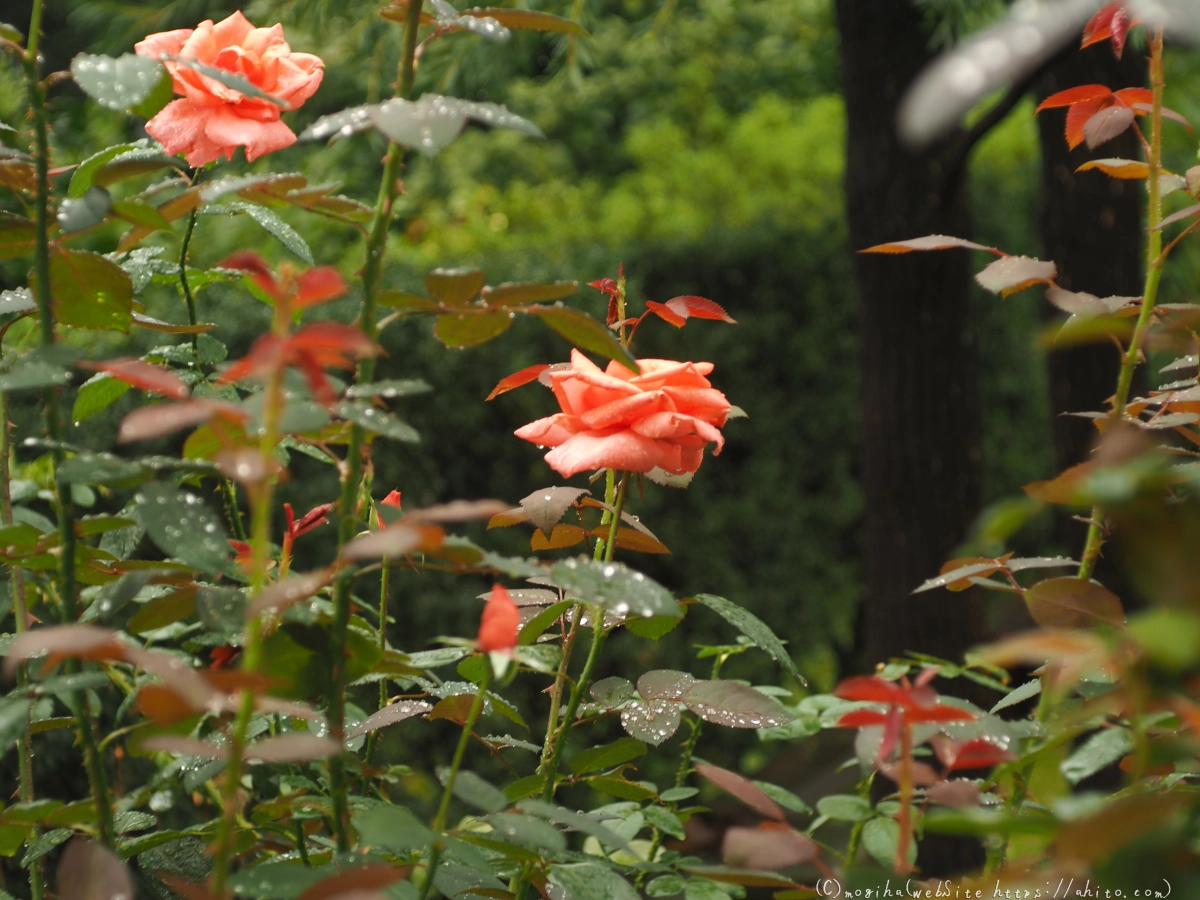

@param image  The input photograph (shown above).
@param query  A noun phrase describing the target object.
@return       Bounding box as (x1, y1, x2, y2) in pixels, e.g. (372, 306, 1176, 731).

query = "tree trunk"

(836, 0, 985, 668)
(1036, 44, 1146, 474)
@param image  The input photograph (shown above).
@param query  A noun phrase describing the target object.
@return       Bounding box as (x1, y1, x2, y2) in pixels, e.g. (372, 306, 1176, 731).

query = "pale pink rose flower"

(515, 349, 732, 478)
(135, 11, 323, 167)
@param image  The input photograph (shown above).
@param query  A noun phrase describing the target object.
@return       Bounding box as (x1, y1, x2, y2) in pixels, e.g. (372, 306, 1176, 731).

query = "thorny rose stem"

(212, 317, 288, 899)
(1078, 27, 1166, 581)
(23, 0, 116, 849)
(327, 0, 426, 852)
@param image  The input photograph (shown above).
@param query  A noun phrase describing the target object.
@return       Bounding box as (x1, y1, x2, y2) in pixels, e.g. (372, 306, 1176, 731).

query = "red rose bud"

(477, 584, 520, 652)
(381, 490, 402, 509)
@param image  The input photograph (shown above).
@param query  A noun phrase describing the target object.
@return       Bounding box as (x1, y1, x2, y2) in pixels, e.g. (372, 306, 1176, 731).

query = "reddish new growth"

(1082, 3, 1137, 58)
(834, 669, 974, 763)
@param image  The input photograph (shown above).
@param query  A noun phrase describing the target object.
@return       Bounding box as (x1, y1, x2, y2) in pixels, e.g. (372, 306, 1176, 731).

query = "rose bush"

(515, 349, 732, 478)
(134, 10, 323, 165)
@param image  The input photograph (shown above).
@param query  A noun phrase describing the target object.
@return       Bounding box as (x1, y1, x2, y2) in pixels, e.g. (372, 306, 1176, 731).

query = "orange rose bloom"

(135, 11, 323, 166)
(477, 584, 520, 652)
(515, 349, 731, 478)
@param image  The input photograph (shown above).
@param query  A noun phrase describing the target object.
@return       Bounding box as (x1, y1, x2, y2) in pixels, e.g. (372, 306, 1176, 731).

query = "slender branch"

(539, 612, 608, 801)
(363, 562, 391, 768)
(2, 385, 43, 900)
(1078, 29, 1166, 581)
(179, 171, 201, 349)
(327, 0, 425, 853)
(417, 666, 492, 900)
(23, 0, 115, 849)
(212, 359, 285, 898)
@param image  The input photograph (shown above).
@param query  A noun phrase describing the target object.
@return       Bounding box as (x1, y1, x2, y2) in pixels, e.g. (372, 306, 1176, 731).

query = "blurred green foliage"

(10, 0, 1176, 686)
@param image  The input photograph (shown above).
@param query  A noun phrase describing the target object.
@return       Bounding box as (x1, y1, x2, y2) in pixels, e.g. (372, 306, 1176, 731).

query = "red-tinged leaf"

(429, 693, 476, 724)
(1035, 84, 1113, 112)
(1153, 202, 1200, 231)
(124, 647, 218, 708)
(975, 256, 1057, 297)
(57, 839, 134, 900)
(244, 734, 340, 762)
(1023, 461, 1095, 505)
(1066, 97, 1111, 150)
(936, 555, 1010, 592)
(943, 738, 1016, 771)
(695, 761, 786, 822)
(835, 709, 889, 727)
(531, 524, 587, 551)
(1084, 105, 1136, 149)
(478, 583, 520, 652)
(834, 675, 909, 705)
(722, 824, 817, 870)
(588, 525, 671, 554)
(645, 300, 687, 328)
(295, 864, 411, 900)
(80, 358, 189, 399)
(1023, 576, 1125, 629)
(1112, 87, 1154, 109)
(679, 867, 799, 890)
(3, 624, 125, 678)
(908, 704, 975, 724)
(487, 364, 550, 400)
(248, 569, 334, 616)
(487, 507, 528, 529)
(290, 322, 379, 366)
(405, 499, 511, 523)
(346, 701, 433, 738)
(860, 235, 1000, 255)
(140, 736, 227, 758)
(664, 295, 737, 324)
(220, 250, 280, 300)
(1082, 3, 1135, 58)
(1077, 158, 1150, 179)
(925, 780, 982, 808)
(156, 874, 217, 900)
(975, 629, 1110, 669)
(135, 684, 198, 726)
(295, 267, 349, 309)
(879, 761, 940, 786)
(520, 486, 590, 536)
(118, 399, 246, 444)
(341, 523, 441, 560)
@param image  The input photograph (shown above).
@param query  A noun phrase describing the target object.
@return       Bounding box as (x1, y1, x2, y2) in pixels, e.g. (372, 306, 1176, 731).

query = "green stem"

(294, 820, 311, 867)
(211, 364, 283, 898)
(417, 665, 491, 900)
(1078, 29, 1165, 582)
(2, 387, 42, 900)
(327, 0, 424, 851)
(23, 0, 113, 849)
(592, 468, 617, 560)
(540, 615, 607, 801)
(603, 473, 630, 564)
(364, 563, 391, 769)
(179, 186, 200, 350)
